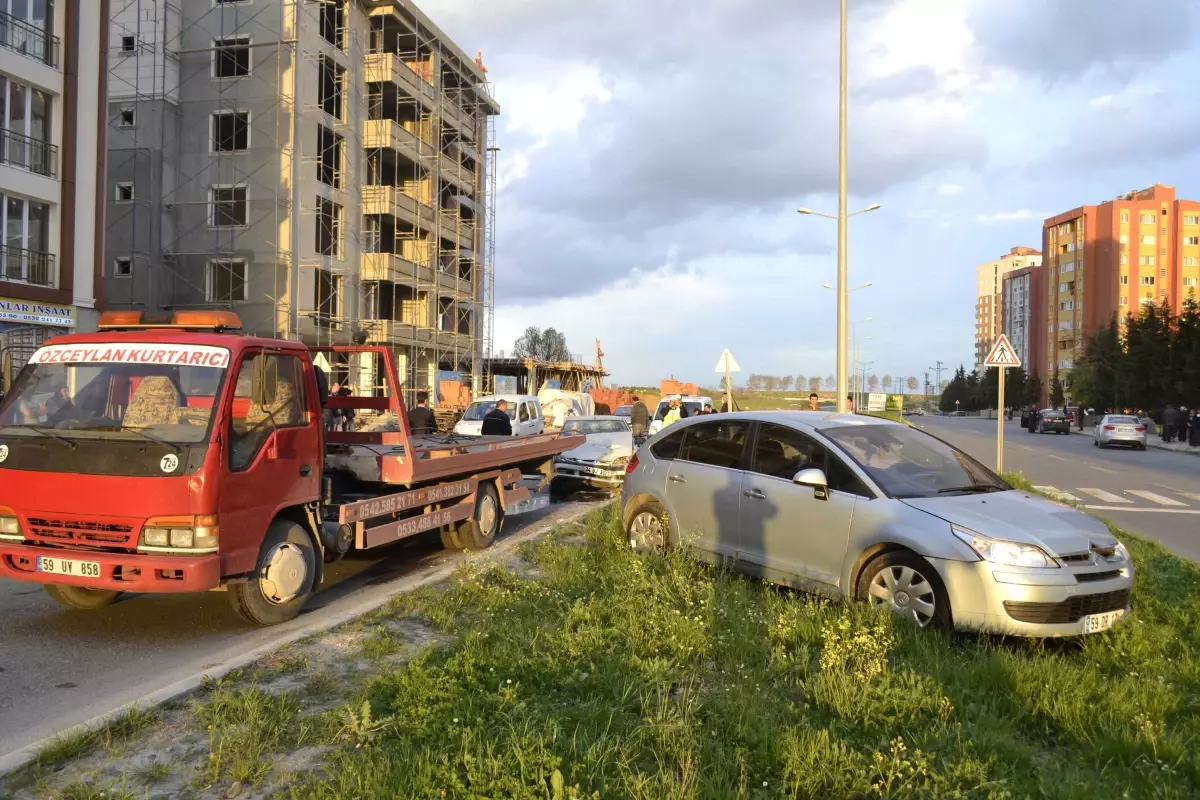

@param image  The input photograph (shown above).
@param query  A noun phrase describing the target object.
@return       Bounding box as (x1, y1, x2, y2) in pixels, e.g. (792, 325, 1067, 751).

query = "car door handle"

(743, 489, 766, 500)
(299, 464, 312, 477)
(668, 474, 687, 483)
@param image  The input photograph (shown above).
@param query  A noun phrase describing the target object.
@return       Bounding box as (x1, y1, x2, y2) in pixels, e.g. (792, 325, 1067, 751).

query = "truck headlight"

(139, 515, 219, 553)
(952, 524, 1058, 569)
(0, 512, 22, 539)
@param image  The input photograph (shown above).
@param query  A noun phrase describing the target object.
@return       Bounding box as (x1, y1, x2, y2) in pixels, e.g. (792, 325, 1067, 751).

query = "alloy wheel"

(629, 511, 666, 552)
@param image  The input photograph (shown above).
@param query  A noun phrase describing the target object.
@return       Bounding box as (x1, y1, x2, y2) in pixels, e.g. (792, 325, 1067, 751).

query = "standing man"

(808, 393, 820, 411)
(630, 395, 649, 441)
(481, 400, 513, 436)
(662, 398, 682, 428)
(1163, 405, 1178, 443)
(408, 391, 436, 435)
(720, 394, 730, 413)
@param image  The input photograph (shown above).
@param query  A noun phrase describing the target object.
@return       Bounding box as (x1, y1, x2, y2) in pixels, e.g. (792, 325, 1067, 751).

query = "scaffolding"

(104, 0, 498, 404)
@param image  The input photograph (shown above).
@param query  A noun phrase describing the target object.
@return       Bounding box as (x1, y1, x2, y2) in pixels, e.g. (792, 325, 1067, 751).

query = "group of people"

(660, 397, 717, 429)
(1161, 405, 1200, 447)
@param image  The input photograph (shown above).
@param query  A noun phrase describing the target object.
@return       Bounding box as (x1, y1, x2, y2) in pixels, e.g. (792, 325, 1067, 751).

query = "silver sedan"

(1093, 414, 1147, 450)
(621, 411, 1134, 637)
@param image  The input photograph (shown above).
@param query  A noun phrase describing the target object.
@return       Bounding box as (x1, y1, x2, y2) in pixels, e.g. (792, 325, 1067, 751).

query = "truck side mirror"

(314, 368, 329, 407)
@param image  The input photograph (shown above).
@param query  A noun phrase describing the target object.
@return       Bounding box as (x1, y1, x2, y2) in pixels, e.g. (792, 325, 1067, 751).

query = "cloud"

(975, 209, 1050, 225)
(1050, 84, 1200, 166)
(936, 183, 964, 196)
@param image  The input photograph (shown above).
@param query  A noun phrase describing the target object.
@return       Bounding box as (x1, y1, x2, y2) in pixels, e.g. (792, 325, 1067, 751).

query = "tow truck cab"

(0, 311, 328, 624)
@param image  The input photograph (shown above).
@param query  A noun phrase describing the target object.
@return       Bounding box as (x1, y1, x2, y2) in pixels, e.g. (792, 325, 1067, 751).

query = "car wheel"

(626, 499, 670, 553)
(229, 520, 317, 626)
(857, 551, 951, 630)
(43, 585, 123, 611)
(1137, 444, 1146, 451)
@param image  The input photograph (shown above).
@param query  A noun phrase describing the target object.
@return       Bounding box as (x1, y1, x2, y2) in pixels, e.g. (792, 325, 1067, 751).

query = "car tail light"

(1103, 425, 1115, 431)
(625, 453, 640, 474)
(1135, 426, 1145, 432)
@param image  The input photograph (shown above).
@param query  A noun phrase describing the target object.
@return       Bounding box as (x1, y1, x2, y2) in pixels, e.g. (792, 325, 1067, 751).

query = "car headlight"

(139, 515, 219, 553)
(952, 524, 1058, 569)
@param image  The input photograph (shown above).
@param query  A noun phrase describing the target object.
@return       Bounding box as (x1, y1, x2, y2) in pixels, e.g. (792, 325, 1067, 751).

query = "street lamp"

(800, 204, 881, 220)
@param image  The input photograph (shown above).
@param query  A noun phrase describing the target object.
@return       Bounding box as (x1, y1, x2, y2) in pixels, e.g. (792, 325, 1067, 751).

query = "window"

(1119, 234, 1128, 244)
(115, 182, 134, 202)
(208, 258, 247, 301)
(1120, 210, 1130, 223)
(1185, 257, 1200, 267)
(1186, 215, 1200, 226)
(1141, 276, 1155, 286)
(1185, 277, 1199, 287)
(1120, 253, 1128, 264)
(209, 185, 248, 227)
(315, 268, 342, 321)
(120, 35, 135, 53)
(318, 0, 347, 50)
(1, 193, 52, 284)
(1140, 234, 1155, 245)
(228, 353, 307, 471)
(678, 421, 748, 469)
(117, 107, 135, 127)
(1119, 296, 1129, 306)
(1, 77, 54, 176)
(211, 110, 249, 151)
(315, 197, 342, 257)
(1186, 236, 1199, 246)
(213, 35, 251, 78)
(318, 55, 345, 121)
(1161, 248, 1167, 257)
(518, 402, 530, 422)
(317, 125, 343, 188)
(113, 257, 132, 277)
(1139, 255, 1154, 266)
(1141, 212, 1156, 224)
(651, 430, 684, 461)
(1119, 275, 1129, 285)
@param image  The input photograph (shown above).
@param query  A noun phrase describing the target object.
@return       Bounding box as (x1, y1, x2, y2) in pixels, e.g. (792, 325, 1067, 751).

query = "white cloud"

(974, 209, 1050, 224)
(936, 183, 964, 196)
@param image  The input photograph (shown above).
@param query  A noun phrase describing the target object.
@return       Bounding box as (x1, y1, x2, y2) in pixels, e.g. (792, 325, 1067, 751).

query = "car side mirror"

(793, 467, 828, 488)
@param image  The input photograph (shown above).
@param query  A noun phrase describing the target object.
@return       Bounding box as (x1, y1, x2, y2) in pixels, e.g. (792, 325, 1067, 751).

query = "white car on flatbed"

(552, 416, 635, 489)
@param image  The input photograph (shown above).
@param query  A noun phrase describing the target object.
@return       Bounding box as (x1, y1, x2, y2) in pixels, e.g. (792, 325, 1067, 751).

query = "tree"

(809, 376, 822, 393)
(824, 375, 835, 390)
(1049, 376, 1065, 408)
(867, 374, 879, 392)
(906, 376, 919, 393)
(779, 375, 794, 392)
(794, 374, 806, 393)
(882, 375, 893, 392)
(513, 327, 570, 362)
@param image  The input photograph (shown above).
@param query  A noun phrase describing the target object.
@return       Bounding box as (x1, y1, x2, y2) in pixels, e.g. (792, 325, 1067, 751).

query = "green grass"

(277, 505, 1200, 799)
(33, 706, 161, 769)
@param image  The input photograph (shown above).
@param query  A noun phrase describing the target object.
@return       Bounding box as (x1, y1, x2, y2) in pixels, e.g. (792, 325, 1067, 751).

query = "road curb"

(0, 502, 603, 778)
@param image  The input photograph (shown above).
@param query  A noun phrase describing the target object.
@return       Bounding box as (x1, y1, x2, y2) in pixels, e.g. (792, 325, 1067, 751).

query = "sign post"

(983, 334, 1022, 472)
(714, 348, 741, 412)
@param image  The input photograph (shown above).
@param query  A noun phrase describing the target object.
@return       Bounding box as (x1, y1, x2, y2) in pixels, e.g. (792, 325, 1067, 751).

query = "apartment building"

(1030, 184, 1200, 393)
(973, 245, 1041, 370)
(105, 0, 498, 396)
(1001, 266, 1033, 368)
(0, 0, 107, 388)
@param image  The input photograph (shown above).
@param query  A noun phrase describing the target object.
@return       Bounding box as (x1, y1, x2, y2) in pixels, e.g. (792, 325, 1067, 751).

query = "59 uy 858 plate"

(36, 556, 101, 579)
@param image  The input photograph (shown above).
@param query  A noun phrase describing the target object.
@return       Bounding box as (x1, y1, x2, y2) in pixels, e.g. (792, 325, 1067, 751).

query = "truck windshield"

(0, 342, 230, 445)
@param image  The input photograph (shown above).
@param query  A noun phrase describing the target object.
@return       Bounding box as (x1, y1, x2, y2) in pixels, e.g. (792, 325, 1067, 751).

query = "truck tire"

(447, 481, 504, 551)
(229, 519, 317, 626)
(44, 585, 123, 610)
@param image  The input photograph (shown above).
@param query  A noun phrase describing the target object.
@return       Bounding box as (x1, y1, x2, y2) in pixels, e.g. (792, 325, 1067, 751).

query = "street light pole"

(836, 0, 849, 414)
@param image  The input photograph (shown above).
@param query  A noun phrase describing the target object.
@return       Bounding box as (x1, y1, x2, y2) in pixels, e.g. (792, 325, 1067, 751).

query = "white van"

(648, 394, 714, 435)
(453, 395, 545, 437)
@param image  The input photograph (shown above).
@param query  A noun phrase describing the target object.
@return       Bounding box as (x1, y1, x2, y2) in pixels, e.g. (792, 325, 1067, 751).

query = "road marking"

(1126, 490, 1188, 507)
(1045, 454, 1068, 461)
(1087, 465, 1119, 475)
(1083, 505, 1200, 515)
(1034, 486, 1082, 503)
(1179, 492, 1200, 503)
(1077, 488, 1131, 503)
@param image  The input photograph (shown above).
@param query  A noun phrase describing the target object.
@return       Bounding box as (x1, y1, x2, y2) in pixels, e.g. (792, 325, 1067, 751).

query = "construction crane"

(594, 339, 605, 388)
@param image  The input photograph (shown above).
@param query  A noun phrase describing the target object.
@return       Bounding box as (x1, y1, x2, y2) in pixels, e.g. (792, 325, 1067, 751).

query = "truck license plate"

(36, 556, 101, 578)
(1083, 609, 1124, 634)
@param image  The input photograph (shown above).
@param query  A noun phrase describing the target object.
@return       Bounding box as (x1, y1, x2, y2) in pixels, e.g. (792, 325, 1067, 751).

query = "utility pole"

(928, 361, 945, 399)
(834, 0, 849, 414)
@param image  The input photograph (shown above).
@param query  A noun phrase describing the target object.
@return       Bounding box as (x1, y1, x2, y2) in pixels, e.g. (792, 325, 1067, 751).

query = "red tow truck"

(0, 311, 576, 625)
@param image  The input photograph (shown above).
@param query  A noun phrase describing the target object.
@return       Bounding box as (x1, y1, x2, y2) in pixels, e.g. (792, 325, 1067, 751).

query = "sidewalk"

(1069, 426, 1200, 456)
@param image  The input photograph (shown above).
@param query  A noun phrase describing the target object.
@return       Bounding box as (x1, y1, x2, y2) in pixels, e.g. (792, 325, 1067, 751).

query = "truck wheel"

(229, 520, 317, 626)
(44, 585, 123, 610)
(448, 482, 504, 551)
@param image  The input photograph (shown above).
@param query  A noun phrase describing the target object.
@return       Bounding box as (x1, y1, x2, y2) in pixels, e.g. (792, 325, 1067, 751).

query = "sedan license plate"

(36, 556, 101, 579)
(1083, 609, 1124, 634)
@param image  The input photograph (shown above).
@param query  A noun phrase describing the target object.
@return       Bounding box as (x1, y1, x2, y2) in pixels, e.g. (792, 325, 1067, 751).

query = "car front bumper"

(0, 543, 222, 593)
(929, 556, 1134, 637)
(552, 460, 626, 487)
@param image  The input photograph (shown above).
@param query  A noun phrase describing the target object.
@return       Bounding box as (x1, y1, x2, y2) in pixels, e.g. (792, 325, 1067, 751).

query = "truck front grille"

(1003, 589, 1130, 624)
(26, 517, 136, 546)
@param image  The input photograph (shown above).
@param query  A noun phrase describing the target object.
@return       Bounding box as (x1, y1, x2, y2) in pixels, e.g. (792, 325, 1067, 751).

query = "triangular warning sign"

(984, 334, 1021, 368)
(714, 348, 741, 373)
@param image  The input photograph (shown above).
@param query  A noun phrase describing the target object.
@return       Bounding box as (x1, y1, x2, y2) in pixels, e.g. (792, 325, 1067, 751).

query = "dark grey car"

(620, 412, 1134, 637)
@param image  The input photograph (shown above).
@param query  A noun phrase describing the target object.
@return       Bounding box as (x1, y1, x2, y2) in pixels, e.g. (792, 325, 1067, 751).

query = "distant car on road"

(621, 412, 1133, 637)
(1093, 414, 1147, 450)
(453, 395, 545, 437)
(613, 405, 632, 419)
(1033, 409, 1071, 434)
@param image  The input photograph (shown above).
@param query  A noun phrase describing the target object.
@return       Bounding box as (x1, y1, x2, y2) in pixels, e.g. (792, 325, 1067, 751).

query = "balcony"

(360, 252, 433, 284)
(439, 153, 475, 192)
(0, 11, 59, 67)
(0, 128, 57, 177)
(361, 185, 435, 227)
(1, 245, 56, 287)
(363, 53, 437, 106)
(363, 119, 430, 163)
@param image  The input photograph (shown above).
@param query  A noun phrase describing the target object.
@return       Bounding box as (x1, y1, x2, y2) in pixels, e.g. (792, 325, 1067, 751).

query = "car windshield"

(654, 401, 704, 420)
(562, 419, 629, 435)
(613, 406, 632, 417)
(0, 342, 230, 445)
(462, 401, 518, 421)
(822, 424, 1009, 499)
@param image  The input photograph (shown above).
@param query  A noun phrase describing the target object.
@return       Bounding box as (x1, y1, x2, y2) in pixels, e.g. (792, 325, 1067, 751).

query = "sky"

(431, 0, 1200, 388)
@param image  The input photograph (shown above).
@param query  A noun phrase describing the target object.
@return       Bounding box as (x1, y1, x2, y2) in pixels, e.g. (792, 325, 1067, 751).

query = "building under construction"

(104, 0, 499, 399)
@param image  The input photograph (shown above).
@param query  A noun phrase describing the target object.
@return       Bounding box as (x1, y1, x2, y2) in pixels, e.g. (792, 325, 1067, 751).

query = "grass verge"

(8, 504, 1200, 798)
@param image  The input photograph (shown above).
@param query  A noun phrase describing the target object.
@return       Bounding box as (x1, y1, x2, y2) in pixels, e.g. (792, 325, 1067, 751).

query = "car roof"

(660, 410, 905, 432)
(565, 415, 625, 422)
(471, 394, 538, 403)
(656, 395, 712, 403)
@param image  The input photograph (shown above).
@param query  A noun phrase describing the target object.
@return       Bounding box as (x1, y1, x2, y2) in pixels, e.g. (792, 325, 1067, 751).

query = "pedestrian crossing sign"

(984, 334, 1021, 368)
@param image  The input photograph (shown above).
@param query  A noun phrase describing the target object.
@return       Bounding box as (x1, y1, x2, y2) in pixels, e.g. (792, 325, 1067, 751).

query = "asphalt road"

(917, 415, 1200, 561)
(0, 494, 607, 760)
